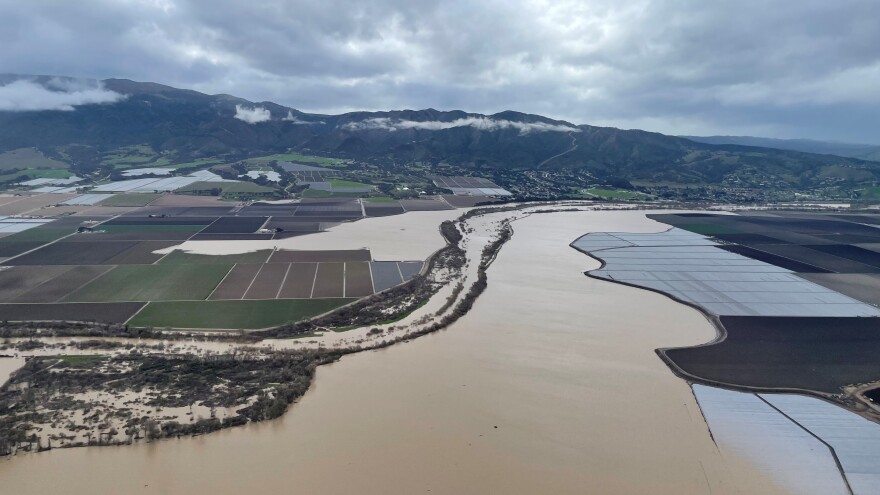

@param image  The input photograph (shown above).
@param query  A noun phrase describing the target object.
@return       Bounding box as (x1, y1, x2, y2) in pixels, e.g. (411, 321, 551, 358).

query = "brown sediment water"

(156, 209, 463, 261)
(0, 210, 788, 494)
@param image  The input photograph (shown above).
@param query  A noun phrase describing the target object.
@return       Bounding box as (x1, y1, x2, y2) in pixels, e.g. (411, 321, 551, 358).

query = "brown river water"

(0, 210, 787, 494)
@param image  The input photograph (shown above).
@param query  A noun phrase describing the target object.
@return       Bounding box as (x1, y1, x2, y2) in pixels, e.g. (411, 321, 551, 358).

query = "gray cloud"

(1, 0, 878, 143)
(233, 104, 271, 123)
(0, 78, 125, 111)
(342, 117, 579, 134)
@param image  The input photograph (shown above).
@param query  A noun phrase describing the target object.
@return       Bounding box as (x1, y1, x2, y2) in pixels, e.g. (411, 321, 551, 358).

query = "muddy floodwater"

(0, 210, 787, 494)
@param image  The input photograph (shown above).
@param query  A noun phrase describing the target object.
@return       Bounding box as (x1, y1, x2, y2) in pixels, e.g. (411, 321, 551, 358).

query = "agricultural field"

(0, 148, 69, 170)
(0, 192, 434, 329)
(579, 211, 880, 397)
(129, 299, 354, 329)
(98, 193, 161, 207)
(579, 188, 651, 200)
(248, 153, 346, 167)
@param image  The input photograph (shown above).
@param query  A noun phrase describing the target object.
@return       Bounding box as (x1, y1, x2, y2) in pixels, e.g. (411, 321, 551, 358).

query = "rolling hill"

(1, 75, 879, 193)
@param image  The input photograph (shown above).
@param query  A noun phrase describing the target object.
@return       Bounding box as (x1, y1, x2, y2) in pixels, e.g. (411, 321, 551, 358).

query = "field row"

(0, 260, 423, 304)
(0, 298, 354, 329)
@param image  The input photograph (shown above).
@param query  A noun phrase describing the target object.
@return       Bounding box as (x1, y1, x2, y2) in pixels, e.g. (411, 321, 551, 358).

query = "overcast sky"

(1, 0, 878, 143)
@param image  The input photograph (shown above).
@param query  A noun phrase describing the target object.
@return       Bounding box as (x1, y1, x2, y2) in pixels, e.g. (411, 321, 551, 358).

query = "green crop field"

(581, 188, 651, 200)
(166, 158, 225, 169)
(64, 264, 232, 302)
(363, 196, 397, 203)
(329, 179, 372, 188)
(158, 250, 273, 264)
(98, 193, 161, 207)
(177, 181, 277, 196)
(1, 227, 73, 243)
(128, 298, 354, 329)
(0, 148, 69, 170)
(247, 153, 345, 166)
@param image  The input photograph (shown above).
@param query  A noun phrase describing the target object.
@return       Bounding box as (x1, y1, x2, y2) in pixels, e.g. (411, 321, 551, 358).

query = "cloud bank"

(2, 1, 879, 142)
(342, 117, 578, 134)
(234, 104, 271, 123)
(0, 79, 125, 111)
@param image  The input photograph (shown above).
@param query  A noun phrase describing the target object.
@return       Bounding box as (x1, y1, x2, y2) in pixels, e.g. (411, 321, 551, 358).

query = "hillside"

(1, 75, 879, 197)
(683, 135, 880, 162)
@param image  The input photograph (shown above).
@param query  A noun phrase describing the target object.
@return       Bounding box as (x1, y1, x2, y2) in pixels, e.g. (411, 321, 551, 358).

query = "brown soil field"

(191, 233, 274, 240)
(106, 216, 217, 225)
(150, 194, 234, 207)
(344, 261, 374, 297)
(0, 241, 47, 258)
(0, 301, 145, 323)
(67, 230, 198, 242)
(243, 263, 289, 299)
(10, 265, 113, 303)
(278, 262, 318, 298)
(312, 262, 344, 298)
(364, 204, 405, 217)
(103, 241, 180, 264)
(269, 249, 372, 263)
(4, 240, 137, 265)
(32, 205, 91, 217)
(200, 216, 268, 234)
(208, 263, 262, 300)
(400, 197, 457, 210)
(0, 194, 78, 215)
(74, 206, 141, 216)
(799, 272, 880, 306)
(0, 266, 72, 301)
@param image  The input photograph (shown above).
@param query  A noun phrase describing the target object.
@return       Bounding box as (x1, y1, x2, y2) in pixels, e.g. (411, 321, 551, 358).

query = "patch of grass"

(64, 264, 233, 302)
(168, 158, 225, 169)
(581, 188, 650, 200)
(177, 181, 278, 197)
(859, 186, 880, 200)
(0, 148, 69, 170)
(1, 227, 72, 243)
(363, 196, 397, 203)
(158, 249, 273, 264)
(27, 168, 75, 179)
(58, 355, 107, 364)
(301, 188, 332, 198)
(329, 179, 372, 188)
(97, 193, 162, 207)
(128, 298, 355, 329)
(247, 153, 345, 167)
(301, 189, 364, 198)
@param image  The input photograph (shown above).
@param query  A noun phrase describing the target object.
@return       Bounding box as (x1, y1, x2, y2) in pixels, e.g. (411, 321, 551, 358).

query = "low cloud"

(0, 79, 125, 111)
(234, 104, 271, 123)
(342, 117, 578, 134)
(282, 110, 322, 124)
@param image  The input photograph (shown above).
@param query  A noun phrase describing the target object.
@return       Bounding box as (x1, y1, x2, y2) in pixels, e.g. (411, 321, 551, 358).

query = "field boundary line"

(122, 301, 150, 325)
(342, 262, 347, 298)
(240, 263, 263, 300)
(50, 265, 115, 303)
(309, 263, 319, 298)
(367, 261, 376, 294)
(275, 263, 292, 299)
(395, 262, 405, 282)
(0, 213, 123, 264)
(207, 263, 238, 300)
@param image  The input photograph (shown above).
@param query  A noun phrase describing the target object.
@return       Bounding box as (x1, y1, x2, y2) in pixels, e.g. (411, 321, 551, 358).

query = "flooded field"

(0, 210, 787, 494)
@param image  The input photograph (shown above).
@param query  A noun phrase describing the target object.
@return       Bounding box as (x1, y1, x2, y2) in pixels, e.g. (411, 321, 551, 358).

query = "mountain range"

(1, 75, 878, 193)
